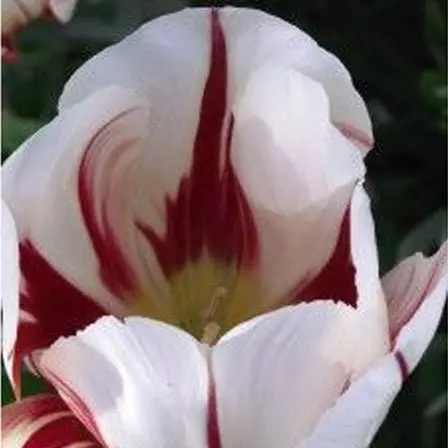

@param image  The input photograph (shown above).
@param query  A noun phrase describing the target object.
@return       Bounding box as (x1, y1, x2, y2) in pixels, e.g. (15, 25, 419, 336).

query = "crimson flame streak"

(137, 8, 258, 277)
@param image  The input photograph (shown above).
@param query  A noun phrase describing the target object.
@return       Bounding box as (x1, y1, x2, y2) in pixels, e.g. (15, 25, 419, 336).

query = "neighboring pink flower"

(2, 0, 78, 60)
(1, 7, 446, 447)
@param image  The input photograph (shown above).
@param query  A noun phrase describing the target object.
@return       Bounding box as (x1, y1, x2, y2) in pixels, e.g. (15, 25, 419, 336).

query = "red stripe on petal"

(215, 115, 259, 267)
(188, 8, 228, 261)
(292, 209, 357, 307)
(41, 4, 56, 20)
(22, 416, 99, 448)
(336, 122, 373, 150)
(386, 244, 447, 342)
(2, 34, 20, 62)
(394, 350, 409, 380)
(39, 368, 107, 446)
(12, 241, 105, 394)
(391, 262, 438, 342)
(207, 376, 222, 448)
(78, 111, 140, 296)
(139, 9, 258, 275)
(2, 394, 100, 447)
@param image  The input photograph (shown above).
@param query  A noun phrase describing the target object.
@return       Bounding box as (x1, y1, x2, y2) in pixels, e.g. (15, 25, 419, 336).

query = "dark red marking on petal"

(291, 208, 357, 307)
(41, 369, 108, 447)
(22, 415, 100, 448)
(2, 394, 101, 447)
(78, 111, 139, 296)
(336, 122, 373, 150)
(41, 4, 56, 20)
(216, 115, 259, 267)
(340, 377, 351, 394)
(2, 34, 20, 62)
(394, 350, 409, 380)
(11, 241, 105, 396)
(187, 7, 228, 262)
(389, 246, 446, 342)
(138, 9, 258, 275)
(2, 0, 37, 62)
(207, 375, 222, 448)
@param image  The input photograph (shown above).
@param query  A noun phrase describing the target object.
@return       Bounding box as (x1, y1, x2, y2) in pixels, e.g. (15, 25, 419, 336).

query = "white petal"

(1, 0, 43, 31)
(391, 243, 447, 375)
(214, 301, 379, 448)
(298, 353, 402, 448)
(297, 183, 389, 373)
(1, 200, 20, 384)
(49, 0, 78, 22)
(54, 7, 372, 309)
(230, 65, 366, 303)
(300, 244, 447, 448)
(59, 7, 372, 153)
(289, 183, 389, 363)
(348, 185, 390, 371)
(349, 184, 383, 305)
(58, 8, 211, 198)
(232, 66, 365, 213)
(382, 242, 447, 340)
(253, 185, 354, 302)
(1, 393, 100, 447)
(3, 86, 150, 310)
(219, 7, 373, 151)
(37, 316, 209, 448)
(2, 0, 24, 31)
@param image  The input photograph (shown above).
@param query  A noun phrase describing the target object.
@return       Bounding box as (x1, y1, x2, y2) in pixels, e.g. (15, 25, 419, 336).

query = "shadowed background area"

(2, 1, 446, 447)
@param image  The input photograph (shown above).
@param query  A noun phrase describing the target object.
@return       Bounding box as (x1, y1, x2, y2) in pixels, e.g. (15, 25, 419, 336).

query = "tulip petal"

(135, 9, 258, 277)
(2, 0, 42, 31)
(49, 0, 78, 22)
(8, 241, 106, 397)
(301, 243, 448, 448)
(59, 8, 372, 153)
(231, 64, 366, 304)
(297, 184, 390, 363)
(1, 393, 100, 447)
(3, 85, 150, 302)
(382, 242, 447, 341)
(298, 353, 402, 448)
(387, 243, 447, 377)
(2, 86, 153, 392)
(2, 0, 78, 56)
(37, 316, 209, 448)
(1, 201, 20, 390)
(1, 200, 19, 310)
(347, 185, 385, 308)
(218, 7, 373, 152)
(55, 7, 372, 327)
(232, 66, 365, 213)
(252, 186, 354, 305)
(258, 180, 390, 371)
(213, 301, 382, 448)
(58, 8, 212, 199)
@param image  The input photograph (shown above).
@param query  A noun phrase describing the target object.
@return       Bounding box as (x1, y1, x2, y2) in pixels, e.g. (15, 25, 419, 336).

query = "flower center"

(132, 255, 265, 343)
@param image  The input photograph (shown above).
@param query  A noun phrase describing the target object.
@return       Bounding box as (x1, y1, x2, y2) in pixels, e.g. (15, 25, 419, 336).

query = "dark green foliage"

(2, 1, 446, 446)
(1, 367, 49, 406)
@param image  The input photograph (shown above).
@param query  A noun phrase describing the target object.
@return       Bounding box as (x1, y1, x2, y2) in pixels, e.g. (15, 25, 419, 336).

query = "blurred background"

(2, 0, 447, 446)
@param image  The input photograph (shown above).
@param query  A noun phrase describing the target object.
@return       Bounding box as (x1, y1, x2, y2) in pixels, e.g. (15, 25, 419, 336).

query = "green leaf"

(2, 366, 49, 406)
(425, 392, 448, 418)
(397, 208, 447, 261)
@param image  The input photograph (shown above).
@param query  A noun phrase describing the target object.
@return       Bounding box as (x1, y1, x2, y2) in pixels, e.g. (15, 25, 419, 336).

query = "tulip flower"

(2, 0, 78, 60)
(2, 7, 446, 447)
